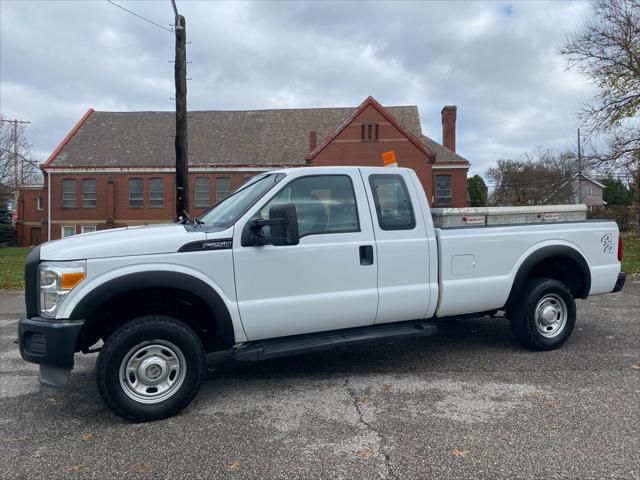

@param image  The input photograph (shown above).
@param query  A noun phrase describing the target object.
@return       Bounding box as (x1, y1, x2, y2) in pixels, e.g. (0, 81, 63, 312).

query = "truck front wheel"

(96, 315, 207, 422)
(509, 277, 576, 351)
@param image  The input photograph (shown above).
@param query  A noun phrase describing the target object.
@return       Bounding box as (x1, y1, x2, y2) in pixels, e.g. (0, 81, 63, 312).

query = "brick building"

(16, 96, 470, 246)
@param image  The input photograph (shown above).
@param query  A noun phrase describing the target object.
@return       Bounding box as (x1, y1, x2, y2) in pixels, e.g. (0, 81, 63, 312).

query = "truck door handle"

(359, 245, 374, 266)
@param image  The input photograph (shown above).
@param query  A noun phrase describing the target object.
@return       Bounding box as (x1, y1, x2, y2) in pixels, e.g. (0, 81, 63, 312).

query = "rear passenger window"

(369, 174, 416, 230)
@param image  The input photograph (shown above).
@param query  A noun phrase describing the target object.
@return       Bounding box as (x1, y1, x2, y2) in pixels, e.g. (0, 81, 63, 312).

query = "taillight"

(618, 235, 623, 262)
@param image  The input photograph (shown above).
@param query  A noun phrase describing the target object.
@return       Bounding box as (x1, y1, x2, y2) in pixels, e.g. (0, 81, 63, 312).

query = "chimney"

(309, 130, 317, 152)
(441, 105, 457, 152)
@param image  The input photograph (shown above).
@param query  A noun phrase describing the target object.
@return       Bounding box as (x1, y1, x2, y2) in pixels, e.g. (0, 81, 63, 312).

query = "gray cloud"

(0, 0, 594, 175)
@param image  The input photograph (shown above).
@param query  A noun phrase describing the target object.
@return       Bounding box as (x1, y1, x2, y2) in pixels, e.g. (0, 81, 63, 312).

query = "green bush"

(0, 207, 16, 246)
(588, 205, 638, 232)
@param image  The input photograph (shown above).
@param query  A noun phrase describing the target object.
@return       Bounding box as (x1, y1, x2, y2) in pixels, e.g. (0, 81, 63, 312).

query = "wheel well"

(506, 250, 591, 309)
(528, 256, 587, 297)
(75, 287, 232, 354)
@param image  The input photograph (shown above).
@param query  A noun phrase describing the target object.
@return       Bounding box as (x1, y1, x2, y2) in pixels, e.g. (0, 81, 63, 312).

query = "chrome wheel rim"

(534, 293, 567, 338)
(119, 340, 187, 404)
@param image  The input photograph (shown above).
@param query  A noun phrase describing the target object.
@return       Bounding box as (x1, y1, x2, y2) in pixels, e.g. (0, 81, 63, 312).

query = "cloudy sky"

(0, 0, 595, 176)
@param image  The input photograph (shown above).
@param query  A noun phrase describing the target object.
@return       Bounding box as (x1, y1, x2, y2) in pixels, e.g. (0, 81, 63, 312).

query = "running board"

(233, 320, 437, 362)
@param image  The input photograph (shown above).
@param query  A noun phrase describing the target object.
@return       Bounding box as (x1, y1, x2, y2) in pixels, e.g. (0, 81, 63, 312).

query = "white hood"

(40, 223, 210, 261)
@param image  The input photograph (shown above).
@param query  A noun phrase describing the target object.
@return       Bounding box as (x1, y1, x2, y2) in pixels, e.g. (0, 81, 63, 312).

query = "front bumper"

(18, 316, 84, 388)
(611, 272, 626, 293)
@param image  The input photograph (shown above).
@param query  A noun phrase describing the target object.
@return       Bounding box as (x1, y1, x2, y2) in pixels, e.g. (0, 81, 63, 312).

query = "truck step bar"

(232, 320, 438, 362)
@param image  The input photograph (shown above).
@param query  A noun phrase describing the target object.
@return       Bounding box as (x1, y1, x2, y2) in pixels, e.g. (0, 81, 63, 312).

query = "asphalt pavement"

(1, 281, 639, 480)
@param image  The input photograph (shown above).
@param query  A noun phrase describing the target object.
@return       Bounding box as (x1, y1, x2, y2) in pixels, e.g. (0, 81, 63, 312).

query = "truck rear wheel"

(96, 315, 206, 422)
(509, 277, 576, 351)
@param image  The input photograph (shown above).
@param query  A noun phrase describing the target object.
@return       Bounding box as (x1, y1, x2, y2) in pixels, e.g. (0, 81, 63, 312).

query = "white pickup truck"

(19, 166, 626, 421)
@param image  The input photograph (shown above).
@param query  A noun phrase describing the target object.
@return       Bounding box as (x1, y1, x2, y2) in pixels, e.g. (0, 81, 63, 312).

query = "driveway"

(1, 281, 639, 479)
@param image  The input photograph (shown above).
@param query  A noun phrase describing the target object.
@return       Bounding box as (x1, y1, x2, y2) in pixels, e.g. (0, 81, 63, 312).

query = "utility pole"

(1, 118, 30, 209)
(172, 0, 189, 220)
(577, 128, 582, 205)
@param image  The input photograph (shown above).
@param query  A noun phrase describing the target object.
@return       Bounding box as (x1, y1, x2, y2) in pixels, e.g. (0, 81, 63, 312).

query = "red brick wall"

(309, 105, 437, 202)
(16, 171, 262, 245)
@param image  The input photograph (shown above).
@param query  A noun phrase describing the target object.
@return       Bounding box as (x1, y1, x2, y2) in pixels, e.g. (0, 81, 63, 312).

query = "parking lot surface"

(1, 281, 639, 480)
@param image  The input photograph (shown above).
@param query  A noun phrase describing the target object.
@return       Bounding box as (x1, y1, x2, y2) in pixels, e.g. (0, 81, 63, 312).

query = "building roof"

(46, 102, 469, 169)
(571, 173, 606, 189)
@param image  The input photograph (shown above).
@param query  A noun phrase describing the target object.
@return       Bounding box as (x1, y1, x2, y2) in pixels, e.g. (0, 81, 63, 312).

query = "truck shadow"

(204, 316, 518, 380)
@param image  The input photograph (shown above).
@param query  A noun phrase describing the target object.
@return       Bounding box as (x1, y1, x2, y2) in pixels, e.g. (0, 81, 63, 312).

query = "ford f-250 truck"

(19, 167, 626, 421)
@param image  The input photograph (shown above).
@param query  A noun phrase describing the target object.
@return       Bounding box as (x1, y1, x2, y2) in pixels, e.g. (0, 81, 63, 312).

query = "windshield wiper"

(179, 211, 204, 226)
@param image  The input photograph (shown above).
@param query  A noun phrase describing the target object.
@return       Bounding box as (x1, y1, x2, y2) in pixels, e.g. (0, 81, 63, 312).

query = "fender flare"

(505, 245, 591, 307)
(68, 270, 235, 347)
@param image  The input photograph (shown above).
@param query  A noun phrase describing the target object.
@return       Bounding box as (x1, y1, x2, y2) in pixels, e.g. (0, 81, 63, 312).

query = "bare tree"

(487, 150, 577, 206)
(560, 0, 640, 176)
(560, 0, 640, 130)
(0, 114, 41, 205)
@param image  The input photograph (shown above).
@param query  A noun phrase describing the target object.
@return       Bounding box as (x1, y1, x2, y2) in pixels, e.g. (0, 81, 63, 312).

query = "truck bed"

(434, 220, 620, 317)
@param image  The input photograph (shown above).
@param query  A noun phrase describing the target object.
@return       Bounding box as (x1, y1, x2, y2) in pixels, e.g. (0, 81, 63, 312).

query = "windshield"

(198, 173, 283, 227)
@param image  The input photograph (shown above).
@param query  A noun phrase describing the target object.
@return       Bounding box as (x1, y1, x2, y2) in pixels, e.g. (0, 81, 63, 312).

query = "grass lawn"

(622, 233, 640, 276)
(0, 247, 30, 289)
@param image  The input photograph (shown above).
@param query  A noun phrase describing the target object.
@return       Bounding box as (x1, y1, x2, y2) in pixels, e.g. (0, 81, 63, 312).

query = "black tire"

(96, 315, 206, 422)
(509, 277, 576, 351)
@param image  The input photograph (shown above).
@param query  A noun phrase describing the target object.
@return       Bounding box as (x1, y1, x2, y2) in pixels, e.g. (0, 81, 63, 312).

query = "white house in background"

(571, 173, 606, 209)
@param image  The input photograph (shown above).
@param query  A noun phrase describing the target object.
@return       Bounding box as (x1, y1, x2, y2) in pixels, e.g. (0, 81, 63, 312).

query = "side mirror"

(268, 203, 299, 246)
(242, 203, 299, 247)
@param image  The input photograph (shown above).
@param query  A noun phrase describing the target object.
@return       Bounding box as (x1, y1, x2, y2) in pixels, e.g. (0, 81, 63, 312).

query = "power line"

(105, 0, 173, 33)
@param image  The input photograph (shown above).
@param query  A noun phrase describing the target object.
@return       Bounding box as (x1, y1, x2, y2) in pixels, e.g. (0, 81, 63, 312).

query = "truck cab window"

(369, 174, 416, 230)
(259, 175, 359, 238)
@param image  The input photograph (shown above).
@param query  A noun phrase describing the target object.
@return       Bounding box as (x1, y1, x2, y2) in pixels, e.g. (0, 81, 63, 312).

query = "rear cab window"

(368, 174, 416, 230)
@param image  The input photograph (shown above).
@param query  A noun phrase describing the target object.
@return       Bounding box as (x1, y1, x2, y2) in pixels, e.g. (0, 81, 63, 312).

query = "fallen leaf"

(228, 460, 241, 471)
(543, 399, 560, 410)
(0, 437, 9, 444)
(357, 450, 375, 459)
(132, 463, 152, 474)
(65, 465, 86, 473)
(382, 384, 392, 392)
(631, 363, 640, 370)
(80, 433, 94, 442)
(606, 395, 615, 401)
(357, 397, 368, 405)
(452, 448, 470, 458)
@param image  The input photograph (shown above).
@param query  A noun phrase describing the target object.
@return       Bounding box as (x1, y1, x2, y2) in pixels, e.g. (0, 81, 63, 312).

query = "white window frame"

(61, 225, 76, 238)
(81, 225, 96, 234)
(36, 197, 43, 211)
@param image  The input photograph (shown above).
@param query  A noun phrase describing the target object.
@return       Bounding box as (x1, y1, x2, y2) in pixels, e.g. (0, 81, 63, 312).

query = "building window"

(361, 124, 379, 141)
(194, 177, 210, 208)
(435, 175, 452, 206)
(149, 178, 164, 208)
(61, 226, 76, 238)
(129, 178, 143, 208)
(82, 179, 97, 208)
(81, 225, 96, 234)
(215, 177, 232, 203)
(36, 197, 43, 211)
(62, 179, 77, 208)
(369, 174, 416, 231)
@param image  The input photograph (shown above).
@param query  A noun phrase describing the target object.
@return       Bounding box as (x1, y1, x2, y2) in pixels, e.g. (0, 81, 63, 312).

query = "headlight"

(39, 261, 86, 318)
